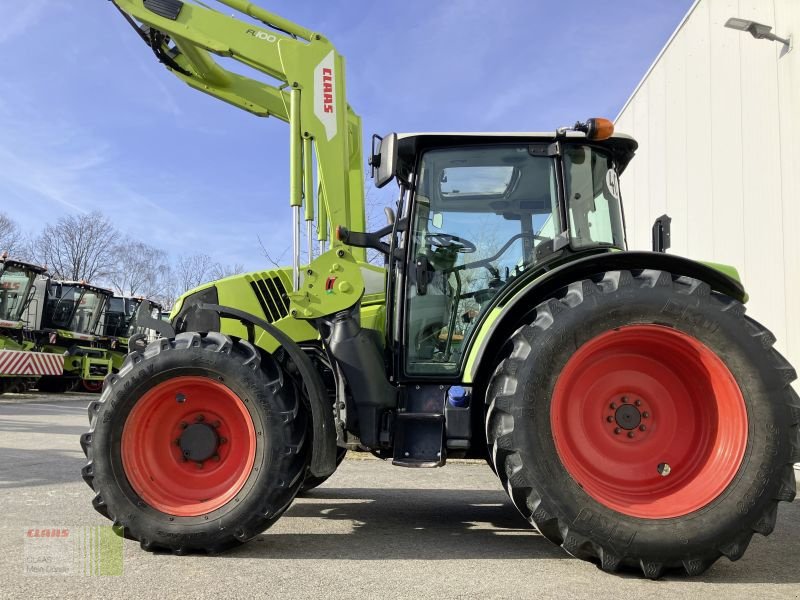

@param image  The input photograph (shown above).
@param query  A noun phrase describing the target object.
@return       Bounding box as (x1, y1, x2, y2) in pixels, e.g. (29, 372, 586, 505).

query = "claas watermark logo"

(24, 526, 123, 576)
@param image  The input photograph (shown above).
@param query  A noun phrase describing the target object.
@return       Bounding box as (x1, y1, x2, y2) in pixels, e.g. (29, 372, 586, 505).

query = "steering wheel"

(426, 232, 477, 254)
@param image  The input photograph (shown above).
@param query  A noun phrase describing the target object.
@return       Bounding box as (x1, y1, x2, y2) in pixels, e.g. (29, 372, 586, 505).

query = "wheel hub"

(614, 403, 641, 430)
(606, 395, 651, 439)
(179, 422, 219, 462)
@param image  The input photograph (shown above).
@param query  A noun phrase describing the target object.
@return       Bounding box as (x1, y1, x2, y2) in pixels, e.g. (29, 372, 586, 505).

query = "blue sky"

(0, 0, 692, 273)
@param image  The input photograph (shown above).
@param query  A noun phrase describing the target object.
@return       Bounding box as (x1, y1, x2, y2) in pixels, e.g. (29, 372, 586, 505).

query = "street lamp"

(725, 17, 792, 48)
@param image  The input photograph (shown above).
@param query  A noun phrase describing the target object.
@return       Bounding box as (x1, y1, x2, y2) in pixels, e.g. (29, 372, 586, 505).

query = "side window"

(565, 147, 625, 249)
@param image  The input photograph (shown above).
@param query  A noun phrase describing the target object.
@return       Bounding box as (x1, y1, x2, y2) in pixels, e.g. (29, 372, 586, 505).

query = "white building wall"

(616, 0, 800, 383)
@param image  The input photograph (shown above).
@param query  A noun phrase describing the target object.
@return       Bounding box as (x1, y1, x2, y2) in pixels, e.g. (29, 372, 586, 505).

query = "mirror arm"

(337, 218, 407, 258)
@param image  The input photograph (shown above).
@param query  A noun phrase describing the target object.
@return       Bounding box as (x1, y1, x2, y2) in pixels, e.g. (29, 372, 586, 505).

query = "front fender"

(463, 251, 746, 383)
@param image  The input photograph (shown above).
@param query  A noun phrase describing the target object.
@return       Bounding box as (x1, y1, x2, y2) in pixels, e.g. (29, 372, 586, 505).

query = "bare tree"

(211, 261, 244, 280)
(0, 212, 22, 257)
(257, 234, 288, 268)
(108, 238, 170, 298)
(173, 253, 216, 293)
(31, 211, 117, 281)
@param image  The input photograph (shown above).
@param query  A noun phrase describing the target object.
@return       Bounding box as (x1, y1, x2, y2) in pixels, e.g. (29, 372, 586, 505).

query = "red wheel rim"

(551, 325, 747, 519)
(82, 379, 103, 393)
(121, 376, 257, 517)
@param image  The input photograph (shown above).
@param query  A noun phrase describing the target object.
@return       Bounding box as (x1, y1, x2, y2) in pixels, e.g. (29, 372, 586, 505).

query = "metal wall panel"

(616, 0, 799, 384)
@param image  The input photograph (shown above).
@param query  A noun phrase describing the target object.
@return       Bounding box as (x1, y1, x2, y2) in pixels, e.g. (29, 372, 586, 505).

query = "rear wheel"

(486, 270, 798, 578)
(81, 332, 309, 554)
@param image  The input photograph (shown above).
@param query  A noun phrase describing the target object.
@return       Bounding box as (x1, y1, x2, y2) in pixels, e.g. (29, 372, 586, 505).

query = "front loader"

(82, 0, 799, 578)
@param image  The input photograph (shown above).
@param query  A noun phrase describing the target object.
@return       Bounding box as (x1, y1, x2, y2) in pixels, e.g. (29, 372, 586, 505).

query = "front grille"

(249, 276, 289, 322)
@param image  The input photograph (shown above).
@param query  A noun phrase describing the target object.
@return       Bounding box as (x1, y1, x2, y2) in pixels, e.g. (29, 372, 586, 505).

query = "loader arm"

(111, 0, 367, 280)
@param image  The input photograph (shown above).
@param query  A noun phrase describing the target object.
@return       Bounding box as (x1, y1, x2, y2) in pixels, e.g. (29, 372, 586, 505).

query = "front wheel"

(81, 332, 309, 554)
(299, 446, 347, 493)
(486, 270, 798, 578)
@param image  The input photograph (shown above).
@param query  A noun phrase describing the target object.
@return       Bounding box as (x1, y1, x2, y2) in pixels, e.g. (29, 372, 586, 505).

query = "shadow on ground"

(227, 486, 800, 584)
(230, 486, 563, 562)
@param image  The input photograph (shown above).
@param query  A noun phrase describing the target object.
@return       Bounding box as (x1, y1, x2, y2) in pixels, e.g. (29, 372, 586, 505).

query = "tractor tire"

(486, 270, 798, 578)
(81, 332, 309, 554)
(299, 446, 347, 493)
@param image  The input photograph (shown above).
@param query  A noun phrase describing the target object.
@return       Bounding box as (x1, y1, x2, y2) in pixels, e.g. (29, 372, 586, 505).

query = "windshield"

(0, 265, 35, 323)
(102, 297, 144, 338)
(404, 145, 560, 375)
(48, 285, 106, 334)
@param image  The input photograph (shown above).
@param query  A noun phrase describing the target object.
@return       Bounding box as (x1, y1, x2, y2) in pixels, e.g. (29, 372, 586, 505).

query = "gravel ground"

(0, 394, 798, 599)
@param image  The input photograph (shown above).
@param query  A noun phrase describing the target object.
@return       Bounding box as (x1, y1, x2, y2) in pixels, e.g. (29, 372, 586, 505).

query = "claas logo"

(322, 68, 334, 114)
(0, 282, 20, 290)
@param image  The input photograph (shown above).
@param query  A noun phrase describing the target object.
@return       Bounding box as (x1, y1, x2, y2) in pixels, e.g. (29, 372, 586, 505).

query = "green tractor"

(0, 255, 64, 393)
(83, 0, 798, 577)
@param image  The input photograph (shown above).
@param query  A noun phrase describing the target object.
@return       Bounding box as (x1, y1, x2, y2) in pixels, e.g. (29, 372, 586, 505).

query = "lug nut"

(621, 396, 627, 403)
(212, 420, 221, 429)
(610, 402, 616, 409)
(614, 427, 621, 435)
(635, 399, 642, 407)
(174, 438, 181, 446)
(176, 393, 186, 403)
(627, 431, 635, 439)
(606, 416, 614, 423)
(220, 437, 228, 445)
(196, 414, 205, 423)
(658, 463, 671, 476)
(213, 454, 220, 462)
(639, 425, 646, 432)
(180, 421, 188, 429)
(196, 462, 204, 469)
(642, 412, 650, 419)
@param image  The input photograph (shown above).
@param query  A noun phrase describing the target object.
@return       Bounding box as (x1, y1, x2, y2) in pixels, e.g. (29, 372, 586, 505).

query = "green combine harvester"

(98, 295, 164, 377)
(0, 255, 64, 393)
(83, 0, 799, 578)
(31, 278, 115, 393)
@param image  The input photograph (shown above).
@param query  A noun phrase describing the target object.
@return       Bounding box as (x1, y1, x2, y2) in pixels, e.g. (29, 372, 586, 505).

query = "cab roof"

(394, 131, 638, 180)
(0, 257, 47, 275)
(55, 280, 114, 296)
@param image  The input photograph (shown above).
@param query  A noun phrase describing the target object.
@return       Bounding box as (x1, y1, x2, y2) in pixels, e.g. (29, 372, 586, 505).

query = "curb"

(0, 391, 96, 404)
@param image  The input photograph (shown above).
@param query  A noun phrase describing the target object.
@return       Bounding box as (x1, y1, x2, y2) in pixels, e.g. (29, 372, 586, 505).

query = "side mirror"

(369, 133, 398, 188)
(652, 214, 672, 253)
(431, 212, 444, 229)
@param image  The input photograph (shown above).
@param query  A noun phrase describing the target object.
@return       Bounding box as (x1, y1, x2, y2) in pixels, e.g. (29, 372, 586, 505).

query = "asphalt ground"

(1, 393, 799, 599)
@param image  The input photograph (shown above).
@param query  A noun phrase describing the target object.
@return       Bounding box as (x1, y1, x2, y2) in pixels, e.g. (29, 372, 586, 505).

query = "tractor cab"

(102, 296, 141, 339)
(0, 256, 46, 330)
(370, 124, 637, 377)
(102, 296, 163, 346)
(127, 299, 163, 343)
(41, 281, 113, 341)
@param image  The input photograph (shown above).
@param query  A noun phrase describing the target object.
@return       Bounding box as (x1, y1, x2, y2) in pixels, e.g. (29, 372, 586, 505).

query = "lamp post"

(725, 17, 792, 50)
